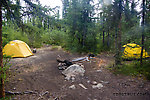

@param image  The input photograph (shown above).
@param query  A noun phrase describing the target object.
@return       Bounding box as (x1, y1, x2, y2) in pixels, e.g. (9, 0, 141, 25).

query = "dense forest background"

(1, 0, 150, 53)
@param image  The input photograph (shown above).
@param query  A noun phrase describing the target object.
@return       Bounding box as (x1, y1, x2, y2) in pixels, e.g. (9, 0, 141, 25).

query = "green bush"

(42, 29, 68, 46)
(2, 21, 46, 48)
(112, 59, 150, 80)
(2, 24, 29, 47)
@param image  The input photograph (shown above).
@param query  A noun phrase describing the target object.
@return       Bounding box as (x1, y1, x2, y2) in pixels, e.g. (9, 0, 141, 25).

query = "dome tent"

(122, 43, 149, 59)
(3, 40, 33, 57)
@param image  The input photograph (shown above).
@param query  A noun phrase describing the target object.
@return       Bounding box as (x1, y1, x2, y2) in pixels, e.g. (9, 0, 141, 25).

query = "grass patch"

(111, 59, 150, 80)
(51, 46, 62, 50)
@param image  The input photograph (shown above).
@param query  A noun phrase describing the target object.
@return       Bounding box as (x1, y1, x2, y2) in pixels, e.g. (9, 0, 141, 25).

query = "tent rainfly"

(3, 40, 33, 57)
(122, 43, 150, 59)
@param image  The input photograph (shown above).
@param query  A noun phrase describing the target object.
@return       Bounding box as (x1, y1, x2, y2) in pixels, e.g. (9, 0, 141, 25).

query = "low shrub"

(111, 59, 150, 80)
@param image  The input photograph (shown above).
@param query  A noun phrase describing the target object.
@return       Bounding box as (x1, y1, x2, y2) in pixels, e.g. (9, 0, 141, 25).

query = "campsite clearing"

(5, 45, 150, 100)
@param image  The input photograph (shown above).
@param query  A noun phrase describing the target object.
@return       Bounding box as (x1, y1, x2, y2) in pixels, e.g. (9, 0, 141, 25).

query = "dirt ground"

(5, 46, 150, 100)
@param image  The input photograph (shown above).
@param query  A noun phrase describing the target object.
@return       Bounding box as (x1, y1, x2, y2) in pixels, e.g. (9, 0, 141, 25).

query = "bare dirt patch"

(5, 46, 150, 100)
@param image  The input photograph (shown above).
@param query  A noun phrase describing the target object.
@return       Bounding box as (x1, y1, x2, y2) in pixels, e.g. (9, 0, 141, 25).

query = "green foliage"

(0, 55, 11, 84)
(97, 40, 110, 52)
(2, 21, 44, 48)
(22, 21, 44, 48)
(42, 29, 68, 46)
(2, 19, 68, 48)
(0, 96, 12, 100)
(51, 46, 61, 51)
(2, 22, 29, 47)
(112, 59, 150, 80)
(63, 0, 98, 53)
(122, 25, 142, 45)
(1, 0, 149, 55)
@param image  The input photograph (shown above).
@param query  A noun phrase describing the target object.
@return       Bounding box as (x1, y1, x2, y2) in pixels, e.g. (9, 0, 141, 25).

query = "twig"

(5, 90, 38, 95)
(37, 91, 49, 100)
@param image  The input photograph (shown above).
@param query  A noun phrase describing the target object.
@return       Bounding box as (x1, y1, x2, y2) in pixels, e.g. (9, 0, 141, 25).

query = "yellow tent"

(3, 40, 33, 57)
(122, 43, 150, 59)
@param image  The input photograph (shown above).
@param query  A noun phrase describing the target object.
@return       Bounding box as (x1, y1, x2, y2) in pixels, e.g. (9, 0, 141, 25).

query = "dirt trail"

(5, 46, 150, 100)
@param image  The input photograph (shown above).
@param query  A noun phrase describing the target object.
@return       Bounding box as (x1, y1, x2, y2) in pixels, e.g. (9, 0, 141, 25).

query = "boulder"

(62, 64, 85, 80)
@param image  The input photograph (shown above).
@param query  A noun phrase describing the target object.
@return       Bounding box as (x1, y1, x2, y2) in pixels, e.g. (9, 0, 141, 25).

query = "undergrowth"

(111, 59, 150, 80)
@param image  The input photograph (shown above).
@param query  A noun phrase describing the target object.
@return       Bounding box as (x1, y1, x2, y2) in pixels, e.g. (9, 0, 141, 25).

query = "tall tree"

(100, 0, 138, 65)
(62, 0, 69, 18)
(110, 0, 123, 65)
(0, 0, 12, 97)
(145, 0, 150, 53)
(0, 1, 4, 98)
(64, 0, 96, 52)
(140, 0, 146, 66)
(116, 0, 122, 65)
(14, 0, 21, 26)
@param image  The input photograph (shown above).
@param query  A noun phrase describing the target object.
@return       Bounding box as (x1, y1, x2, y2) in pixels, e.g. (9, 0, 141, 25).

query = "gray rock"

(87, 80, 90, 83)
(13, 87, 16, 90)
(92, 83, 103, 89)
(69, 85, 76, 89)
(96, 70, 102, 72)
(92, 81, 98, 85)
(62, 64, 85, 80)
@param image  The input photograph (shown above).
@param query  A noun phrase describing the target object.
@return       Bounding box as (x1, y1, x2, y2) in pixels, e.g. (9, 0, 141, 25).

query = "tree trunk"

(48, 18, 50, 29)
(102, 15, 105, 46)
(115, 0, 122, 65)
(0, 3, 5, 98)
(107, 29, 110, 48)
(115, 28, 119, 65)
(103, 30, 105, 46)
(117, 15, 122, 65)
(140, 0, 145, 66)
